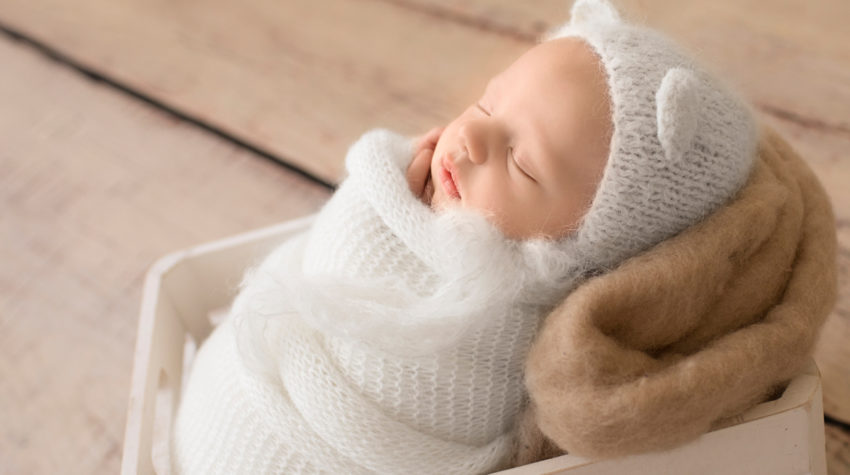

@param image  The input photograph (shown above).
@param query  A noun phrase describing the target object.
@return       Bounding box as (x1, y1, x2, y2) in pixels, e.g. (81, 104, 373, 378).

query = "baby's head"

(414, 0, 757, 267)
(426, 36, 612, 239)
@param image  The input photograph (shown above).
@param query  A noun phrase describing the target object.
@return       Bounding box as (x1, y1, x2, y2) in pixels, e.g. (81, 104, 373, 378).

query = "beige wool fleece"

(511, 127, 838, 463)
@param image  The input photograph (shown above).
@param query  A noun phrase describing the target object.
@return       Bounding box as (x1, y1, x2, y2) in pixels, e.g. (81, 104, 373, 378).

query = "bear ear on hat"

(570, 0, 621, 27)
(656, 67, 701, 164)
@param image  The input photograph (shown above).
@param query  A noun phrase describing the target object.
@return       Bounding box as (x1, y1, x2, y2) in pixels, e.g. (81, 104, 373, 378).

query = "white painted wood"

(122, 217, 827, 475)
(122, 216, 315, 475)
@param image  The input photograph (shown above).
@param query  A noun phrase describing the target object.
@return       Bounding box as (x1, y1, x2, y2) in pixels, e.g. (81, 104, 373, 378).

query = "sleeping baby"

(171, 0, 765, 473)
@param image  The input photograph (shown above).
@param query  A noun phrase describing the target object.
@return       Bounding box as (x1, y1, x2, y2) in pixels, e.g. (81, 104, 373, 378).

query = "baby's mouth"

(440, 154, 461, 200)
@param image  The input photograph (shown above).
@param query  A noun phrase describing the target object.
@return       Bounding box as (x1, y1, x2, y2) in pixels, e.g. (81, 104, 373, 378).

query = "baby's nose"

(458, 120, 490, 165)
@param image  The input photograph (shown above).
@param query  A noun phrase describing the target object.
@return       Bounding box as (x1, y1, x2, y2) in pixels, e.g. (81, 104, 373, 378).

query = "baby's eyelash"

(475, 102, 490, 116)
(509, 147, 536, 182)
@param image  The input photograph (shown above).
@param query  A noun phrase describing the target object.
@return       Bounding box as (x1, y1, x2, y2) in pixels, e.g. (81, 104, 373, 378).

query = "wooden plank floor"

(1, 0, 847, 183)
(0, 0, 527, 182)
(0, 36, 330, 475)
(1, 1, 848, 474)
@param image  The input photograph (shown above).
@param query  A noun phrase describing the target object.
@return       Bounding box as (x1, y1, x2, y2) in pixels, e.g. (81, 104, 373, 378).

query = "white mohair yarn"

(548, 0, 758, 270)
(171, 129, 597, 475)
(172, 1, 761, 472)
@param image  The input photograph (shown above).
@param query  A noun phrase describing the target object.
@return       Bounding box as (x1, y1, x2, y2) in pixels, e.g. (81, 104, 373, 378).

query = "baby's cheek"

(481, 194, 540, 239)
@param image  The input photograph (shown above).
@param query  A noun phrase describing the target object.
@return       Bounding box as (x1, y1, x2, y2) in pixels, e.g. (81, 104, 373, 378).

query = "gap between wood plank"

(757, 102, 850, 138)
(2, 5, 848, 162)
(2, 4, 849, 456)
(826, 414, 850, 433)
(371, 0, 850, 140)
(368, 0, 537, 42)
(0, 20, 336, 192)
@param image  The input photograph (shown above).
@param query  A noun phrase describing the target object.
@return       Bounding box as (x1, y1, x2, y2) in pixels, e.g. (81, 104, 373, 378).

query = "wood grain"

(1, 0, 848, 473)
(826, 424, 850, 475)
(0, 0, 526, 182)
(3, 0, 847, 184)
(400, 0, 850, 431)
(395, 0, 850, 128)
(0, 37, 330, 475)
(818, 220, 850, 424)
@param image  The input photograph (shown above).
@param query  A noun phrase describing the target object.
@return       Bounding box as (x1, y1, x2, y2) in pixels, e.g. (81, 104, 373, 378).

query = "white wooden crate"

(121, 216, 828, 475)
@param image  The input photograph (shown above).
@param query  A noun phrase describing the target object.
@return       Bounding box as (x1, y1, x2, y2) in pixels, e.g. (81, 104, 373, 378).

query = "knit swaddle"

(171, 130, 591, 474)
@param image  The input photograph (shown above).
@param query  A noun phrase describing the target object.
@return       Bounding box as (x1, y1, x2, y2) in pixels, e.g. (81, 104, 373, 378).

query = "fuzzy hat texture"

(550, 0, 759, 270)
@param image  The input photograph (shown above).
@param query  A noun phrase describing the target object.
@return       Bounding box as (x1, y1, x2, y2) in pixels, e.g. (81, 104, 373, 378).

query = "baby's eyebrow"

(484, 76, 502, 97)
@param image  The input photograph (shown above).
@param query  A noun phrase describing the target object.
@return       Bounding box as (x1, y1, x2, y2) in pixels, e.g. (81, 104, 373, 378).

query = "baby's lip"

(440, 154, 462, 200)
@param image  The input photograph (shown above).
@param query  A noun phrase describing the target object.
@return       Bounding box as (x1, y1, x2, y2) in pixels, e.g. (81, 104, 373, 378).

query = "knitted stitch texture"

(172, 2, 765, 471)
(513, 127, 837, 462)
(171, 130, 595, 474)
(547, 0, 758, 270)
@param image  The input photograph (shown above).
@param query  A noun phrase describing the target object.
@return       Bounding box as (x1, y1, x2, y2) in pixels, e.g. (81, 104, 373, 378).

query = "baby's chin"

(428, 172, 455, 212)
(430, 193, 459, 214)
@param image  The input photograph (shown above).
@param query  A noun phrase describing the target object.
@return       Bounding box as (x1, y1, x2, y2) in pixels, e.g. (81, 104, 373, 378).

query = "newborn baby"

(405, 35, 613, 239)
(171, 1, 757, 473)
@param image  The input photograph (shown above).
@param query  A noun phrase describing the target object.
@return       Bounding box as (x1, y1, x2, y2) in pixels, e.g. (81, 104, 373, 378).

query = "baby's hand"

(406, 127, 443, 206)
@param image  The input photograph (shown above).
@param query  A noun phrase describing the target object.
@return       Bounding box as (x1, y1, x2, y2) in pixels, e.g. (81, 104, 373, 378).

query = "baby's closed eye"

(510, 147, 537, 182)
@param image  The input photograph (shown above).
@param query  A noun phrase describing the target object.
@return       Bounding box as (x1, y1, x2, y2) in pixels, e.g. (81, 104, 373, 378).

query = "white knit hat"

(549, 0, 759, 270)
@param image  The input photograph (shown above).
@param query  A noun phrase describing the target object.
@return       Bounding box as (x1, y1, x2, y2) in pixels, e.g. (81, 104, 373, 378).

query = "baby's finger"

(406, 147, 433, 200)
(416, 127, 444, 153)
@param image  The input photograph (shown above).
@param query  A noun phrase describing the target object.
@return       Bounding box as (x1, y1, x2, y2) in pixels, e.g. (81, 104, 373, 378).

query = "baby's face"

(424, 38, 612, 239)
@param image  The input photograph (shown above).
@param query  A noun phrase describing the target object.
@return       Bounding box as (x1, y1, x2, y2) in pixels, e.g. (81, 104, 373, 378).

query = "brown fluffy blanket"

(511, 127, 838, 463)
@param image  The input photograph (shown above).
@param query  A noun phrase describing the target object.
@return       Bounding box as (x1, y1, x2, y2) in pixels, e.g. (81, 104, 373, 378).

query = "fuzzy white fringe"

(174, 129, 610, 474)
(232, 129, 597, 360)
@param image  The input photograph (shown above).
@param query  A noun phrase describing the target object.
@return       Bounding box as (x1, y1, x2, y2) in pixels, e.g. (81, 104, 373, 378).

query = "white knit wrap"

(173, 3, 761, 471)
(172, 129, 594, 474)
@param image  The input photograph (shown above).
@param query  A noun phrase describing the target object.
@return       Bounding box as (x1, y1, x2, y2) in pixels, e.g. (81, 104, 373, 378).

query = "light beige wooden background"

(0, 0, 848, 474)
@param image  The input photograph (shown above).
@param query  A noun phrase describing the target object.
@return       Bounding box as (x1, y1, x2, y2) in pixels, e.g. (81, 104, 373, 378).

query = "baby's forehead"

(489, 38, 613, 193)
(508, 38, 603, 78)
(484, 38, 610, 118)
(496, 41, 611, 128)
